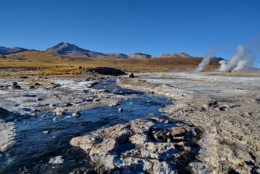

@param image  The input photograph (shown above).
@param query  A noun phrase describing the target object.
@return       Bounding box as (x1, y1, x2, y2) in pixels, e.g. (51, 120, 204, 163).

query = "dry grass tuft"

(39, 67, 87, 76)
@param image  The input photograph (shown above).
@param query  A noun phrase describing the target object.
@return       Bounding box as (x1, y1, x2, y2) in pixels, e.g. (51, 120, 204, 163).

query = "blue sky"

(0, 0, 259, 65)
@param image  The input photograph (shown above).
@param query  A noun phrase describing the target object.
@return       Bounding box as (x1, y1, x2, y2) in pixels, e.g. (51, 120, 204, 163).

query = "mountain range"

(0, 42, 225, 60)
(0, 46, 30, 55)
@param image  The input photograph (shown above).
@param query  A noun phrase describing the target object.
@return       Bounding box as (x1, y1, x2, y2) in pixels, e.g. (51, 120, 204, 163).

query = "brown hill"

(5, 51, 63, 62)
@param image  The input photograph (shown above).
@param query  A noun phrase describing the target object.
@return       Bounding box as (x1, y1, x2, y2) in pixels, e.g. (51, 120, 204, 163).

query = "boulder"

(0, 107, 12, 119)
(72, 112, 81, 118)
(128, 72, 134, 78)
(49, 156, 64, 164)
(0, 121, 16, 152)
(71, 118, 201, 173)
(53, 108, 65, 116)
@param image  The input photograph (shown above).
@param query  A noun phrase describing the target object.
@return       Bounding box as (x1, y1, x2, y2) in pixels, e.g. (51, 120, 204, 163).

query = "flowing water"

(0, 78, 171, 174)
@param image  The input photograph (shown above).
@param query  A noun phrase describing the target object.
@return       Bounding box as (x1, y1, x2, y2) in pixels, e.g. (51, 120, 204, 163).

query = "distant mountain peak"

(45, 42, 105, 58)
(106, 53, 128, 58)
(159, 52, 191, 58)
(0, 46, 29, 55)
(211, 57, 225, 61)
(129, 52, 152, 58)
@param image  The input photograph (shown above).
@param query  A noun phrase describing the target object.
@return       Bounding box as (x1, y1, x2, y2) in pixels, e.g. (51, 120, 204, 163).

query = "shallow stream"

(0, 78, 171, 174)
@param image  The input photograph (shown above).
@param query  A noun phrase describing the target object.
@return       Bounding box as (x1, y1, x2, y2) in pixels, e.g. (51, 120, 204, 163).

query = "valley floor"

(0, 70, 260, 173)
(117, 72, 260, 173)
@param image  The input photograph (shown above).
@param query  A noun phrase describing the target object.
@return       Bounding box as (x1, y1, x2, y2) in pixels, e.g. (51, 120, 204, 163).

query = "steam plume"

(219, 44, 254, 72)
(195, 48, 216, 72)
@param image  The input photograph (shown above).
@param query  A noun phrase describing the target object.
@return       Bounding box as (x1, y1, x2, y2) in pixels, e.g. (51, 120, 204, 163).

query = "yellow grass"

(0, 51, 221, 76)
(39, 67, 87, 76)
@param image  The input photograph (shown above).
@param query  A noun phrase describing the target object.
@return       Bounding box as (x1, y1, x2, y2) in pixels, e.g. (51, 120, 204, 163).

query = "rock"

(93, 98, 101, 102)
(20, 76, 28, 79)
(0, 107, 12, 119)
(37, 97, 44, 101)
(219, 106, 227, 111)
(55, 111, 63, 116)
(49, 156, 64, 164)
(53, 108, 65, 116)
(33, 109, 40, 112)
(13, 82, 21, 87)
(65, 102, 72, 106)
(7, 82, 22, 90)
(13, 85, 21, 89)
(89, 67, 126, 76)
(7, 86, 13, 90)
(108, 101, 118, 107)
(118, 108, 123, 112)
(151, 160, 176, 174)
(128, 72, 134, 78)
(43, 131, 49, 134)
(49, 103, 57, 108)
(0, 121, 16, 152)
(52, 84, 61, 88)
(72, 112, 81, 118)
(70, 118, 198, 173)
(97, 89, 109, 93)
(208, 101, 218, 108)
(85, 97, 93, 101)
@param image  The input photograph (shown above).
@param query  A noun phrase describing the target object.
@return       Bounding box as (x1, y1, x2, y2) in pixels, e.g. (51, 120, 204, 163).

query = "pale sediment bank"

(116, 72, 260, 173)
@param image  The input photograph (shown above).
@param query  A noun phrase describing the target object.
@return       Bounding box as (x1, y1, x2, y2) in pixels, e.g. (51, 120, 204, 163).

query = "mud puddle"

(0, 78, 171, 174)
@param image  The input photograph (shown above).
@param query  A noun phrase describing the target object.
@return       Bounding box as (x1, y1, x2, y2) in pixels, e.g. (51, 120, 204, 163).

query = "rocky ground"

(0, 73, 128, 173)
(71, 116, 204, 173)
(1, 71, 260, 173)
(0, 72, 171, 173)
(116, 72, 260, 173)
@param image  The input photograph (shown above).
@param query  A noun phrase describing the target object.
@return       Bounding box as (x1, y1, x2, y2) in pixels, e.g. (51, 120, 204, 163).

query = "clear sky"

(0, 0, 259, 65)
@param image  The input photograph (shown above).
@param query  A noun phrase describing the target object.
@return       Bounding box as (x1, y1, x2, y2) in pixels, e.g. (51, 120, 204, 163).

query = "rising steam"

(194, 48, 216, 72)
(195, 35, 259, 72)
(219, 44, 254, 72)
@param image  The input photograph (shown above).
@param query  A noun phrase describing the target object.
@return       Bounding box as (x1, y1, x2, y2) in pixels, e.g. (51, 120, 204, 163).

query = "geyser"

(219, 44, 254, 72)
(195, 48, 216, 72)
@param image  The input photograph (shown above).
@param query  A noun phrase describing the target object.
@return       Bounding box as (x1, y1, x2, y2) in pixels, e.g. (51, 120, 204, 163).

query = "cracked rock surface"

(71, 117, 203, 173)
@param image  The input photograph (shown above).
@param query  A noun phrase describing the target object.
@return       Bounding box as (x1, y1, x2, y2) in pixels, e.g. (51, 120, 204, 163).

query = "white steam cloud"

(195, 48, 216, 72)
(219, 44, 254, 72)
